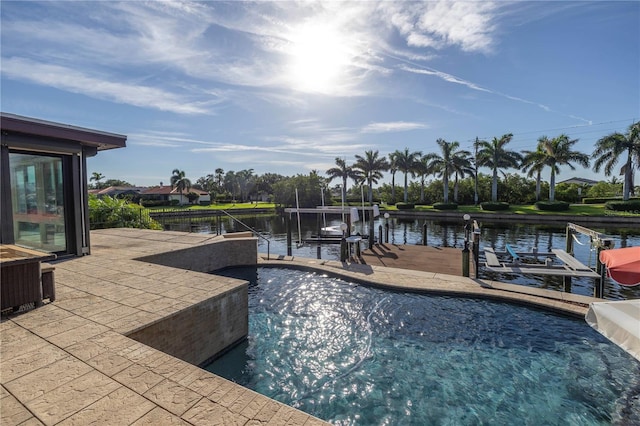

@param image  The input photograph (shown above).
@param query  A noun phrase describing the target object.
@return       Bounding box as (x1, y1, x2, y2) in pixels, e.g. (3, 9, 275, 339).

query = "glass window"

(9, 152, 67, 252)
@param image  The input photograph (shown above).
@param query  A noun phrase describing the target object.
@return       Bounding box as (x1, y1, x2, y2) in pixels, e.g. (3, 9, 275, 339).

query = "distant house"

(141, 185, 210, 205)
(557, 177, 599, 186)
(89, 186, 144, 198)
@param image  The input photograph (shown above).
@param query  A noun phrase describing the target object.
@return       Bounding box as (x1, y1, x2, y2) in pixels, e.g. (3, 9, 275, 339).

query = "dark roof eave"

(1, 112, 126, 151)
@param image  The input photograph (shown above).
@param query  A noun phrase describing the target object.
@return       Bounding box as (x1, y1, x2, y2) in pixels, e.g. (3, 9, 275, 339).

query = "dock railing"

(220, 210, 272, 260)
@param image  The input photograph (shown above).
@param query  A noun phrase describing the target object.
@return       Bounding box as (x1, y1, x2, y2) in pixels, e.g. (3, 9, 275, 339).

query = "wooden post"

(595, 246, 606, 298)
(473, 229, 481, 278)
(378, 225, 383, 245)
(340, 237, 348, 262)
(422, 223, 428, 246)
(563, 226, 573, 293)
(369, 219, 374, 249)
(462, 216, 470, 277)
(286, 214, 292, 256)
(385, 223, 389, 243)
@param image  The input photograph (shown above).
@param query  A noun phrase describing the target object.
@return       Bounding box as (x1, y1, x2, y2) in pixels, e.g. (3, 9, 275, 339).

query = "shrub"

(396, 202, 415, 210)
(605, 200, 640, 212)
(186, 192, 200, 204)
(583, 197, 639, 204)
(89, 195, 162, 230)
(140, 199, 167, 207)
(480, 202, 510, 211)
(433, 202, 458, 210)
(535, 201, 570, 211)
(170, 199, 180, 206)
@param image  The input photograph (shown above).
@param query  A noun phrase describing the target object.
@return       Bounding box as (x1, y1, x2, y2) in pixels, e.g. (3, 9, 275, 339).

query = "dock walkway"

(354, 243, 474, 277)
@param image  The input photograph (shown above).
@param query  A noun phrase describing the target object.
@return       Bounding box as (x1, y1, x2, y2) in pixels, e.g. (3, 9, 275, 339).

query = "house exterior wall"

(0, 113, 126, 256)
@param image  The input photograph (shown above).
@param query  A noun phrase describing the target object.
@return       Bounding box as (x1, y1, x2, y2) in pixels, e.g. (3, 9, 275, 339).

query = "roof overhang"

(1, 112, 127, 151)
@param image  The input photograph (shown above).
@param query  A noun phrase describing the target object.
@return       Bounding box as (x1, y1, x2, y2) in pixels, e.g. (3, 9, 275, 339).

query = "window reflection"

(9, 153, 66, 252)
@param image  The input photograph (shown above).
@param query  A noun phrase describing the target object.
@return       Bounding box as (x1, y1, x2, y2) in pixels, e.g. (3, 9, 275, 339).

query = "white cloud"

(1, 58, 213, 115)
(400, 65, 492, 93)
(379, 1, 500, 54)
(361, 121, 428, 134)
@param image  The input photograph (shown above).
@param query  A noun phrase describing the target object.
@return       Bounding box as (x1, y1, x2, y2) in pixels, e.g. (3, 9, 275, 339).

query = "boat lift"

(480, 222, 614, 298)
(283, 205, 381, 257)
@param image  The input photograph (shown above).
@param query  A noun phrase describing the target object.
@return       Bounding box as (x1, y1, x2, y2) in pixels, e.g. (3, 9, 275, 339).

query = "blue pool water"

(206, 268, 640, 425)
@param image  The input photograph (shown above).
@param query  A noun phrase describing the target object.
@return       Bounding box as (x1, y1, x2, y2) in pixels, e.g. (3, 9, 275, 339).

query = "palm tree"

(394, 148, 422, 203)
(353, 150, 389, 204)
(236, 169, 255, 201)
(522, 137, 548, 201)
(450, 149, 473, 203)
(592, 121, 640, 200)
(388, 151, 399, 204)
(90, 172, 105, 188)
(170, 169, 192, 205)
(326, 157, 359, 203)
(538, 134, 590, 201)
(215, 168, 224, 191)
(414, 154, 436, 203)
(477, 134, 522, 202)
(473, 137, 484, 205)
(424, 139, 466, 203)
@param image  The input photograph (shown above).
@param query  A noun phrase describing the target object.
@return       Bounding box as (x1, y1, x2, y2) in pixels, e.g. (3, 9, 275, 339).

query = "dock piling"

(422, 223, 428, 246)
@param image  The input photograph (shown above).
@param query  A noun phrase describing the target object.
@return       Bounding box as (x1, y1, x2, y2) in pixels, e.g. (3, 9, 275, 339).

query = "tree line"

(92, 122, 639, 207)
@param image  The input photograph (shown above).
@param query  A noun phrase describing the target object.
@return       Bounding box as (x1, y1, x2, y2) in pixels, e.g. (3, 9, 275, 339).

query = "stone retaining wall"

(136, 235, 257, 272)
(127, 285, 248, 366)
(129, 235, 256, 364)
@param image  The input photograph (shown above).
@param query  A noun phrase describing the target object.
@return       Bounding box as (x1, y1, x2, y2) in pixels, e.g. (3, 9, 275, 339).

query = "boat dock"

(352, 243, 475, 277)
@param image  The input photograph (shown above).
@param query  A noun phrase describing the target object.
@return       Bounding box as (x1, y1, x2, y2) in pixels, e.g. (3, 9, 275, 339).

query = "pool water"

(206, 268, 640, 425)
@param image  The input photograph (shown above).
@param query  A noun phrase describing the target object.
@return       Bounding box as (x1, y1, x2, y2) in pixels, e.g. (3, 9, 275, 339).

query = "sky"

(1, 1, 639, 188)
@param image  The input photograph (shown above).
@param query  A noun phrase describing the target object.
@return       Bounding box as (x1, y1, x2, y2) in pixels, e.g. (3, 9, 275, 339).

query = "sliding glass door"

(9, 152, 67, 253)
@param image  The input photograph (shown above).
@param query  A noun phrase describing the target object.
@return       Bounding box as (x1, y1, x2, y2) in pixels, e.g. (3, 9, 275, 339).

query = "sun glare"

(288, 24, 350, 94)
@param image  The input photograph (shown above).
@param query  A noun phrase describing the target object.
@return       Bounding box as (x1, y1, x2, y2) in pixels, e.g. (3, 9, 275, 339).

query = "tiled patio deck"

(1, 229, 598, 425)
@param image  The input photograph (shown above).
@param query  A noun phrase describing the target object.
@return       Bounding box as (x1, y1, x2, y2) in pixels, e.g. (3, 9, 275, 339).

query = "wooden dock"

(354, 243, 474, 277)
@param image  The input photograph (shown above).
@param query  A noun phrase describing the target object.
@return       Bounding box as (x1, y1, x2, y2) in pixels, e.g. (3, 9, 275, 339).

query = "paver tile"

(1, 331, 49, 359)
(5, 356, 93, 403)
(183, 397, 250, 426)
(65, 339, 107, 361)
(187, 372, 229, 397)
(112, 364, 164, 394)
(1, 343, 68, 383)
(253, 398, 283, 423)
(24, 370, 120, 425)
(47, 322, 110, 348)
(228, 389, 260, 414)
(117, 342, 157, 362)
(58, 386, 155, 425)
(17, 416, 45, 425)
(84, 350, 133, 376)
(131, 407, 191, 425)
(266, 405, 310, 426)
(240, 394, 271, 420)
(83, 304, 139, 324)
(0, 393, 32, 425)
(28, 315, 88, 339)
(10, 305, 74, 329)
(143, 379, 202, 416)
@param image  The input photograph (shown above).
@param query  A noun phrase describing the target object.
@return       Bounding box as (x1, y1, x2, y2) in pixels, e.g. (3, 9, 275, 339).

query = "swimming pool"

(206, 267, 640, 425)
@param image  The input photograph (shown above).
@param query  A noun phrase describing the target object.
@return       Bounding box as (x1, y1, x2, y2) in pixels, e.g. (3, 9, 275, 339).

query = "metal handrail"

(220, 210, 271, 260)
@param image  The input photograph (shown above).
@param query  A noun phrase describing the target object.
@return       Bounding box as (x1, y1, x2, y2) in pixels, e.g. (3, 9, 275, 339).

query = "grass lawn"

(382, 203, 637, 217)
(146, 202, 276, 211)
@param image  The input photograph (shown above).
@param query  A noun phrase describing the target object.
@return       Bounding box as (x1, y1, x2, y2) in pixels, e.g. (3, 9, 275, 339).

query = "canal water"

(163, 213, 640, 300)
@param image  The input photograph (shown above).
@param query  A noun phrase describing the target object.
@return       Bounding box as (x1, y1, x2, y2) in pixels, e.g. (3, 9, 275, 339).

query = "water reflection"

(162, 213, 640, 300)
